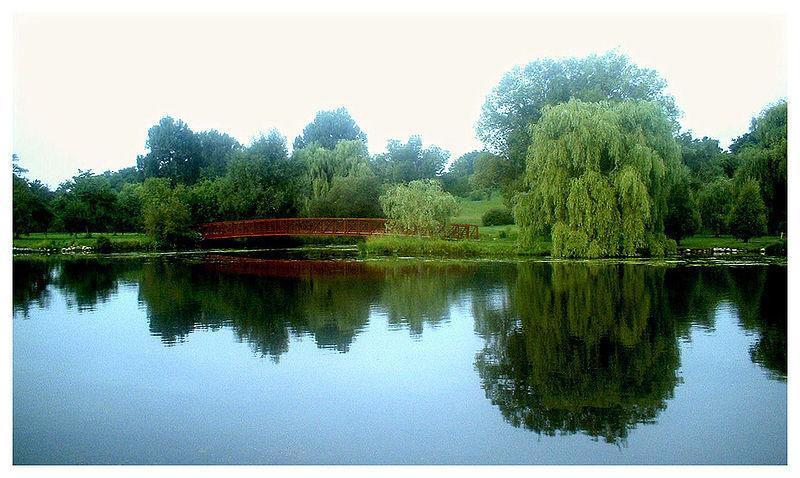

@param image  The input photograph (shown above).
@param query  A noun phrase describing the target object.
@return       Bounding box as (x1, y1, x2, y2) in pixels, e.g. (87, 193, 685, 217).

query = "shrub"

(482, 208, 514, 226)
(94, 236, 113, 253)
(307, 174, 382, 218)
(729, 180, 768, 242)
(379, 180, 459, 237)
(140, 178, 196, 248)
(765, 241, 787, 256)
(468, 189, 491, 201)
(664, 167, 701, 242)
(698, 178, 734, 236)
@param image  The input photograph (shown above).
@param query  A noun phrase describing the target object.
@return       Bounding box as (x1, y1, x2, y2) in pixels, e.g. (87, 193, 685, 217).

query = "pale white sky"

(13, 13, 787, 187)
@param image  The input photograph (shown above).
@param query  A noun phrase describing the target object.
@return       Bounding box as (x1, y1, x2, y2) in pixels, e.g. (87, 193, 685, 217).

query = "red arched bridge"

(199, 218, 479, 240)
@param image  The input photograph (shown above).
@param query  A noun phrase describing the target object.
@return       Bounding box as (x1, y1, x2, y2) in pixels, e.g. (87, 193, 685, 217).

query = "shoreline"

(12, 244, 787, 266)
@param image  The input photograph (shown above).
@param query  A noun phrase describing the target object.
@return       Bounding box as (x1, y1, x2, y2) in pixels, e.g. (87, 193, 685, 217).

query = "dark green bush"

(765, 241, 787, 256)
(468, 189, 491, 201)
(95, 236, 113, 253)
(482, 208, 515, 226)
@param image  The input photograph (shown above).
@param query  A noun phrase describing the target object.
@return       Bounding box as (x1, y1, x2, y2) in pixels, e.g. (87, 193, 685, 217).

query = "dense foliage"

(729, 180, 768, 242)
(733, 101, 787, 234)
(140, 178, 196, 247)
(292, 107, 367, 150)
(475, 51, 678, 204)
(664, 166, 701, 242)
(441, 150, 484, 197)
(373, 136, 449, 184)
(11, 53, 787, 256)
(697, 178, 735, 237)
(515, 99, 680, 257)
(379, 180, 459, 237)
(481, 208, 514, 226)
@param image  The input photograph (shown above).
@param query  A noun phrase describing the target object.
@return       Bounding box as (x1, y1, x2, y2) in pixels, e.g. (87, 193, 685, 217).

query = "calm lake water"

(13, 251, 787, 464)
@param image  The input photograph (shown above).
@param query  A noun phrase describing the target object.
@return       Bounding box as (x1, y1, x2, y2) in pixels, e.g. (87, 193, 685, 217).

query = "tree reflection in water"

(475, 263, 681, 443)
(473, 262, 786, 444)
(12, 259, 53, 318)
(12, 255, 786, 437)
(136, 256, 488, 360)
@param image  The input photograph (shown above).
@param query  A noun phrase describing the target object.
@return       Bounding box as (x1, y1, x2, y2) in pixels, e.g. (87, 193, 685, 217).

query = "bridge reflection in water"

(199, 217, 479, 240)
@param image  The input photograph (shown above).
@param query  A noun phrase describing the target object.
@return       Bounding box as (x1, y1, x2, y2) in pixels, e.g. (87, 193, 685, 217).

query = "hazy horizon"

(13, 14, 787, 187)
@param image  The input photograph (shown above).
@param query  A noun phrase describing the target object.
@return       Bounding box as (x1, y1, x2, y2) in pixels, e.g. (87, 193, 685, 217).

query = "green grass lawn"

(452, 193, 506, 225)
(678, 234, 785, 252)
(12, 222, 785, 259)
(361, 193, 539, 258)
(13, 232, 152, 251)
(362, 234, 545, 258)
(366, 193, 786, 258)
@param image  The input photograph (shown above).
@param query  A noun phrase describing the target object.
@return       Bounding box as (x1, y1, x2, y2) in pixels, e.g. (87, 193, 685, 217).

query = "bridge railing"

(199, 217, 389, 239)
(447, 223, 480, 240)
(198, 217, 479, 240)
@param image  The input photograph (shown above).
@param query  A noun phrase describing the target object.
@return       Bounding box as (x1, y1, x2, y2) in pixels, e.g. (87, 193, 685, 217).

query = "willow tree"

(475, 262, 681, 443)
(476, 51, 678, 203)
(293, 139, 374, 212)
(379, 179, 459, 236)
(515, 99, 680, 258)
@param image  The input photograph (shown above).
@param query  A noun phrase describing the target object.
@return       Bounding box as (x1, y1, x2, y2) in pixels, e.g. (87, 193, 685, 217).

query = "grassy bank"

(12, 213, 786, 259)
(363, 232, 785, 259)
(377, 194, 786, 258)
(678, 235, 785, 252)
(361, 225, 550, 258)
(362, 235, 525, 258)
(452, 193, 506, 224)
(13, 232, 154, 253)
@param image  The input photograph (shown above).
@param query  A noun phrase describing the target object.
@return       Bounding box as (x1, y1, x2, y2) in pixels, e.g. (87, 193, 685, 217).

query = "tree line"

(474, 52, 786, 256)
(12, 51, 787, 255)
(12, 107, 460, 245)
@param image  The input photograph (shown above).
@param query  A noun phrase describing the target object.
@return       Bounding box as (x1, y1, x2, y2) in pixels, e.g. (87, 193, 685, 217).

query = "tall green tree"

(477, 51, 678, 201)
(140, 178, 194, 247)
(307, 175, 383, 218)
(515, 99, 680, 258)
(373, 136, 449, 184)
(114, 182, 144, 232)
(102, 166, 142, 189)
(249, 129, 289, 162)
(729, 180, 768, 242)
(12, 176, 35, 237)
(216, 135, 302, 220)
(53, 171, 117, 233)
(469, 153, 519, 205)
(187, 178, 224, 225)
(293, 107, 367, 150)
(675, 131, 728, 184)
(733, 101, 787, 233)
(56, 196, 92, 234)
(295, 140, 373, 203)
(196, 129, 242, 178)
(136, 116, 201, 185)
(698, 178, 734, 236)
(216, 154, 293, 220)
(12, 155, 53, 236)
(441, 150, 484, 197)
(664, 166, 701, 243)
(27, 179, 55, 233)
(12, 154, 35, 237)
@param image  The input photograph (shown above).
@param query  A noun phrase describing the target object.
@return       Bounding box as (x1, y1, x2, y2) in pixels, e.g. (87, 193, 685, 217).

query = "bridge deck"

(199, 218, 479, 240)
